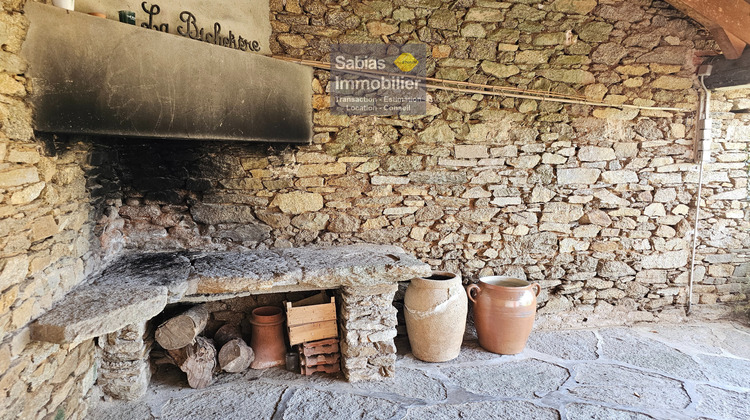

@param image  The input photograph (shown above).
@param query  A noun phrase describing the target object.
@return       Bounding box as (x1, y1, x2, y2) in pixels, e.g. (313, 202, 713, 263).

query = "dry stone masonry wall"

(1, 0, 749, 416)
(105, 0, 749, 323)
(1, 1, 111, 418)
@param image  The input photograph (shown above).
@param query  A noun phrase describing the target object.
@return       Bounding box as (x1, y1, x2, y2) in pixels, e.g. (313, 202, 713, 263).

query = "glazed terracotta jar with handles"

(466, 276, 541, 355)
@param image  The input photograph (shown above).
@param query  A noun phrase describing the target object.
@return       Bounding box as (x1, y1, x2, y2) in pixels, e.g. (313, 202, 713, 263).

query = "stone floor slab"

(281, 388, 402, 420)
(441, 359, 569, 398)
(564, 403, 655, 420)
(715, 324, 750, 360)
(599, 328, 707, 381)
(631, 324, 724, 356)
(527, 330, 599, 360)
(352, 367, 448, 402)
(569, 363, 691, 411)
(696, 354, 750, 389)
(695, 384, 750, 420)
(159, 382, 286, 420)
(404, 400, 559, 420)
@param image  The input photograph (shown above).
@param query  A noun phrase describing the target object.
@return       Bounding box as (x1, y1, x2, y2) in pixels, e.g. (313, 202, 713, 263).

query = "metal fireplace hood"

(21, 2, 313, 143)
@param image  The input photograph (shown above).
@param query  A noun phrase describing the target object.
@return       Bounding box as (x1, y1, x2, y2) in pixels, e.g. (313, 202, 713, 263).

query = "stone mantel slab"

(30, 245, 431, 344)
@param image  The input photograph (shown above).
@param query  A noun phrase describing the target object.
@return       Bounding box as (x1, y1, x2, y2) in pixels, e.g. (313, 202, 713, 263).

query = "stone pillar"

(338, 284, 399, 382)
(97, 322, 152, 400)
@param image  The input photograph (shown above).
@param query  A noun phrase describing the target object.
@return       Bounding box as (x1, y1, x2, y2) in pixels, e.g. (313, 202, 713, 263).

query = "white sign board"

(75, 0, 271, 55)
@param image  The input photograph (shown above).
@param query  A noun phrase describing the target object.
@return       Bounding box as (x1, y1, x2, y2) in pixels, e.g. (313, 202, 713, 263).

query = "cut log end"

(167, 336, 216, 389)
(218, 338, 254, 373)
(155, 304, 209, 350)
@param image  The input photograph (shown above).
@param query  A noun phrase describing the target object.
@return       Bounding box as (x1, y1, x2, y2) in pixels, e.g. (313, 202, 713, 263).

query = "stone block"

(190, 203, 260, 225)
(635, 270, 667, 284)
(409, 171, 467, 185)
(465, 7, 504, 22)
(371, 176, 409, 185)
(0, 166, 39, 188)
(6, 147, 39, 164)
(509, 155, 541, 169)
(270, 191, 324, 214)
(481, 61, 520, 79)
(455, 145, 489, 159)
(515, 50, 552, 64)
(541, 202, 584, 223)
(601, 170, 638, 184)
(573, 225, 600, 238)
(99, 360, 151, 401)
(551, 0, 596, 14)
(598, 261, 636, 278)
(538, 69, 595, 85)
(490, 197, 523, 207)
(578, 22, 613, 42)
(530, 186, 556, 203)
(297, 163, 347, 177)
(428, 9, 457, 30)
(31, 215, 58, 241)
(652, 75, 693, 90)
(30, 286, 168, 344)
(636, 46, 689, 65)
(542, 152, 567, 164)
(580, 210, 612, 227)
(708, 189, 746, 201)
(557, 168, 601, 185)
(0, 255, 29, 291)
(579, 146, 616, 161)
(644, 203, 666, 217)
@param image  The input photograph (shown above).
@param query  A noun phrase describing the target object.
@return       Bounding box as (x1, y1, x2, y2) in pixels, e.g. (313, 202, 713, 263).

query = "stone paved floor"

(89, 321, 750, 420)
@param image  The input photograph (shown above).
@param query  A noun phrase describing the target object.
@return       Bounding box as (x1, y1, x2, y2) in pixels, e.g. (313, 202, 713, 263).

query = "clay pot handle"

(531, 283, 541, 297)
(466, 284, 480, 303)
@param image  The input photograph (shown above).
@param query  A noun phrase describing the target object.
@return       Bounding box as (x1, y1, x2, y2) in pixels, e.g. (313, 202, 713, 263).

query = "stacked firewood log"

(153, 304, 254, 389)
(152, 297, 343, 389)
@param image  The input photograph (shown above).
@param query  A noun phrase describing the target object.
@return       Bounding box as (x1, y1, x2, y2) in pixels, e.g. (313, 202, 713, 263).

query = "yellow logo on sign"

(394, 53, 419, 72)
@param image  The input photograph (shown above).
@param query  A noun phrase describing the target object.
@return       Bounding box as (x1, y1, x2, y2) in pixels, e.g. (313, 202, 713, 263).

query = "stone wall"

(2, 0, 750, 414)
(1, 1, 107, 418)
(103, 0, 749, 322)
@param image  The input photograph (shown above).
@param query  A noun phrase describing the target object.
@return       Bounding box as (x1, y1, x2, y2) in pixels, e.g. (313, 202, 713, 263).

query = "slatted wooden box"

(285, 293, 338, 346)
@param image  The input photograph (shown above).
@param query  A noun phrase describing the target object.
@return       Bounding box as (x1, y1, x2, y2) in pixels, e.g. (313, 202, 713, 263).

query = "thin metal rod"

(275, 55, 692, 112)
(687, 75, 710, 315)
(275, 55, 587, 101)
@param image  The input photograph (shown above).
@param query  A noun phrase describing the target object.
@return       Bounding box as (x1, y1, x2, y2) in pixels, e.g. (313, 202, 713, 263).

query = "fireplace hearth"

(31, 245, 431, 400)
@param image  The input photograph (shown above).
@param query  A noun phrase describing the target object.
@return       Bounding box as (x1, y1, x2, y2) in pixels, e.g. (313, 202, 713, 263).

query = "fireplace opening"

(79, 137, 303, 256)
(99, 289, 345, 398)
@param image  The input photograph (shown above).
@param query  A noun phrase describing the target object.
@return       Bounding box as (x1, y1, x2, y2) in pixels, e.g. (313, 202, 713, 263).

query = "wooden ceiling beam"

(703, 51, 750, 89)
(666, 0, 750, 53)
(709, 26, 746, 59)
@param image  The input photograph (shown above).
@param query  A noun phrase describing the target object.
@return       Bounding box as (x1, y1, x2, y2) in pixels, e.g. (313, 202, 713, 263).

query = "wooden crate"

(300, 338, 339, 356)
(285, 293, 338, 346)
(300, 352, 340, 368)
(300, 363, 340, 376)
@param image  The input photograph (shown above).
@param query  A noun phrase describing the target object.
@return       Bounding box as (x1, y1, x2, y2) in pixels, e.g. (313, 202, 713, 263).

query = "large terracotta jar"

(466, 276, 541, 355)
(249, 306, 287, 369)
(404, 272, 467, 362)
